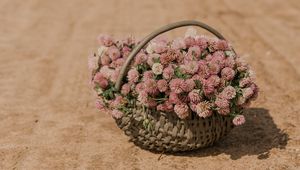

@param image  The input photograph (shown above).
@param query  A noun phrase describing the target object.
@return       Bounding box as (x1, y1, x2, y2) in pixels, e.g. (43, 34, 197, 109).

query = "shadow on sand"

(171, 108, 289, 160)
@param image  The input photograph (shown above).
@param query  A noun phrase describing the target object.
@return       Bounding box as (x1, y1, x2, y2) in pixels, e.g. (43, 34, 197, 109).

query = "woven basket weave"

(116, 109, 233, 152)
(114, 20, 235, 152)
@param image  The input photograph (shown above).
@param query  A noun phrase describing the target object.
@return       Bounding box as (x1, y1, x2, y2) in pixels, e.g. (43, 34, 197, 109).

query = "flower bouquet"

(89, 21, 258, 152)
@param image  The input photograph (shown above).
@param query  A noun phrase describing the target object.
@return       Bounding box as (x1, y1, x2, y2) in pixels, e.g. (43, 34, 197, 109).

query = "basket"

(113, 20, 234, 152)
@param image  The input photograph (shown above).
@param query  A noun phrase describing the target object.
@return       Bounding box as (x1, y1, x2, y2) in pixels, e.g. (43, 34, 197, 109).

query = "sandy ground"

(0, 0, 300, 169)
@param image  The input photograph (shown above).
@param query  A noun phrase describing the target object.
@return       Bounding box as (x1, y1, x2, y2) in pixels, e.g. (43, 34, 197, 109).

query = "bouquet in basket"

(89, 28, 258, 126)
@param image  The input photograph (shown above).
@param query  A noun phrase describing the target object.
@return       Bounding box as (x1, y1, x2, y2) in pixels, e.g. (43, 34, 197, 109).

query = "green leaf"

(153, 57, 160, 63)
(225, 50, 235, 57)
(194, 80, 202, 89)
(174, 67, 189, 79)
(208, 46, 214, 53)
(201, 50, 209, 59)
(154, 74, 163, 80)
(118, 106, 131, 115)
(101, 86, 117, 100)
(136, 63, 149, 74)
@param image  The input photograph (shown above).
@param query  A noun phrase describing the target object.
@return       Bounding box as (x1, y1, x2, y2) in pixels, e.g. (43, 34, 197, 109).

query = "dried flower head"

(233, 115, 246, 126)
(174, 103, 190, 119)
(152, 63, 163, 75)
(196, 102, 212, 118)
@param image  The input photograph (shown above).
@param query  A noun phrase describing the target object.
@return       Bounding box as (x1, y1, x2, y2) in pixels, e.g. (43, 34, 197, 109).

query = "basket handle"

(115, 20, 226, 91)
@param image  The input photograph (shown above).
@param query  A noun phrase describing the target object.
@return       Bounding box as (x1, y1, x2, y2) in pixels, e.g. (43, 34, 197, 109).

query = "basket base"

(115, 109, 234, 152)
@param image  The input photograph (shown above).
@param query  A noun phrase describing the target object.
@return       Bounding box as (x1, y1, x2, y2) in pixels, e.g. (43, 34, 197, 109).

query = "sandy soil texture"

(0, 0, 299, 169)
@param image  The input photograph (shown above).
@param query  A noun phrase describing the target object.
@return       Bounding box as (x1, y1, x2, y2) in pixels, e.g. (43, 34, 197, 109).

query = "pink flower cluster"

(90, 29, 258, 126)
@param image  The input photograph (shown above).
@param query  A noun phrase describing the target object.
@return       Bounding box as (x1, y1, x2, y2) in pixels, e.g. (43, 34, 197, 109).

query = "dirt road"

(0, 0, 299, 169)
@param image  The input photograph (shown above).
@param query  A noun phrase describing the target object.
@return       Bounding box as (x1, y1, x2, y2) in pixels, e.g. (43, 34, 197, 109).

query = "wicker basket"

(114, 20, 235, 152)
